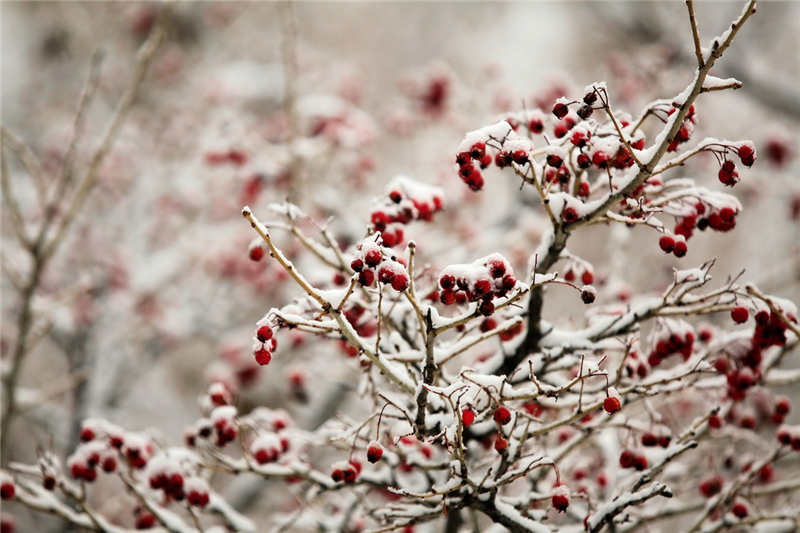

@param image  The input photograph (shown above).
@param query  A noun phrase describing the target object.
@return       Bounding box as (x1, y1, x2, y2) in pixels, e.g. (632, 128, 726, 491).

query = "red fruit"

(633, 455, 648, 471)
(367, 442, 383, 463)
(479, 300, 495, 317)
(528, 119, 544, 133)
(462, 408, 476, 427)
(479, 154, 492, 169)
(619, 450, 635, 469)
(493, 406, 512, 425)
(737, 144, 755, 167)
(732, 501, 749, 519)
(249, 246, 265, 262)
(494, 434, 508, 452)
(581, 270, 594, 285)
(188, 489, 209, 507)
(391, 273, 409, 292)
(561, 207, 579, 223)
(709, 415, 722, 429)
(254, 347, 272, 366)
(470, 142, 486, 160)
(699, 476, 723, 498)
(546, 154, 563, 168)
(731, 306, 749, 324)
(378, 266, 395, 285)
(641, 432, 658, 447)
(551, 486, 570, 512)
(135, 512, 156, 529)
(603, 396, 621, 414)
(364, 249, 382, 268)
(0, 482, 14, 500)
(102, 457, 117, 473)
(592, 151, 609, 168)
(358, 269, 375, 287)
(553, 102, 569, 119)
(511, 149, 529, 165)
(350, 258, 364, 272)
(80, 427, 95, 442)
(775, 396, 791, 416)
(256, 325, 273, 342)
(494, 151, 512, 168)
(331, 468, 344, 483)
(389, 190, 403, 203)
(659, 235, 675, 253)
(673, 240, 687, 257)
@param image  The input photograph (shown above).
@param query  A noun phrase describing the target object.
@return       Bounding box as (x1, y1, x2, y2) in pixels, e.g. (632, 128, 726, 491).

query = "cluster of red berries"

(647, 328, 695, 367)
(657, 233, 688, 257)
(350, 240, 410, 291)
(369, 178, 444, 247)
(250, 433, 289, 464)
(343, 303, 377, 338)
(619, 450, 648, 471)
(725, 366, 759, 402)
(438, 255, 517, 316)
(455, 142, 493, 191)
(147, 462, 189, 503)
(752, 309, 791, 350)
(623, 351, 650, 379)
(68, 443, 118, 482)
(253, 324, 277, 366)
(330, 459, 361, 483)
(211, 406, 238, 447)
(666, 105, 697, 152)
(640, 431, 672, 448)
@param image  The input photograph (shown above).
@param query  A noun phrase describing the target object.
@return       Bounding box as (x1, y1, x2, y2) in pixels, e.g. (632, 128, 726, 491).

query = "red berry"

(551, 485, 570, 512)
(699, 476, 723, 498)
(249, 246, 265, 262)
(0, 482, 14, 500)
(494, 434, 508, 452)
(775, 396, 791, 416)
(461, 408, 476, 427)
(673, 240, 687, 257)
(364, 249, 382, 268)
(257, 325, 273, 342)
(80, 427, 95, 442)
(641, 432, 658, 447)
(731, 307, 749, 324)
(254, 347, 272, 366)
(367, 442, 383, 463)
(592, 151, 609, 168)
(391, 273, 409, 292)
(603, 396, 621, 414)
(358, 269, 375, 287)
(479, 299, 495, 316)
(553, 102, 569, 119)
(658, 235, 675, 253)
(561, 207, 579, 223)
(493, 406, 512, 425)
(732, 501, 748, 519)
(619, 450, 635, 469)
(581, 271, 594, 285)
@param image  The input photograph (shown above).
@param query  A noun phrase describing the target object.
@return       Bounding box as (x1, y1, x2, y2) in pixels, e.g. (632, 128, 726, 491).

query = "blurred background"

(2, 2, 798, 531)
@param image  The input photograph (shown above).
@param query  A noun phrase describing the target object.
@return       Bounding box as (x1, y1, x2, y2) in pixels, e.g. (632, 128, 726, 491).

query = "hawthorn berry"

(658, 235, 675, 253)
(603, 396, 621, 414)
(551, 485, 570, 512)
(461, 408, 476, 427)
(493, 406, 512, 425)
(249, 246, 265, 262)
(673, 240, 688, 257)
(580, 287, 596, 304)
(699, 476, 723, 498)
(577, 153, 591, 169)
(738, 144, 756, 166)
(367, 442, 383, 463)
(553, 102, 569, 119)
(0, 481, 14, 500)
(494, 434, 508, 452)
(256, 325, 273, 342)
(511, 149, 529, 165)
(732, 501, 749, 519)
(562, 207, 579, 223)
(731, 306, 749, 324)
(254, 347, 272, 366)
